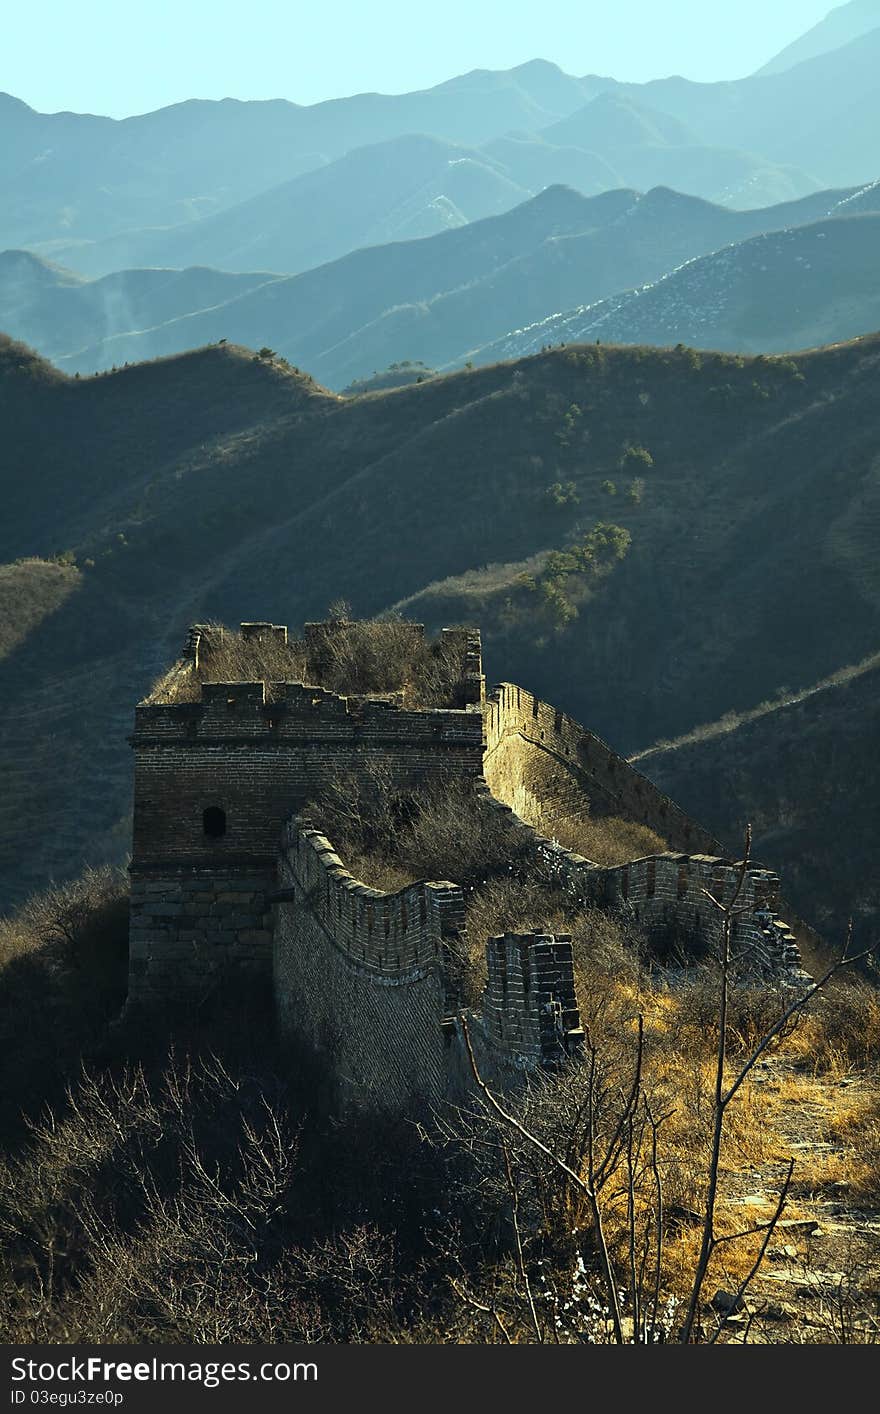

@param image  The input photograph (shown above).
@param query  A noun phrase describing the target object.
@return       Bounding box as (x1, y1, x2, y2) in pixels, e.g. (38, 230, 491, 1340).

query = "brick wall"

(132, 681, 485, 866)
(273, 822, 465, 1115)
(473, 790, 804, 980)
(128, 864, 275, 1003)
(483, 683, 719, 855)
(127, 623, 805, 1031)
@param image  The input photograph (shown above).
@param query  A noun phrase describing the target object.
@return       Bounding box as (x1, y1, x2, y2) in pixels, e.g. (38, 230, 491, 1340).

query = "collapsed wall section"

(449, 933, 584, 1097)
(483, 683, 719, 855)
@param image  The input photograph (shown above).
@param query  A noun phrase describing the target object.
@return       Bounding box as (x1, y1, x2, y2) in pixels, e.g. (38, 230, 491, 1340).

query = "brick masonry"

(483, 681, 720, 854)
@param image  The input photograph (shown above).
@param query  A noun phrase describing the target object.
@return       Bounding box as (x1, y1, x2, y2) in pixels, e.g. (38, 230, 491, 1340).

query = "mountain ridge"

(4, 180, 868, 385)
(1, 330, 879, 946)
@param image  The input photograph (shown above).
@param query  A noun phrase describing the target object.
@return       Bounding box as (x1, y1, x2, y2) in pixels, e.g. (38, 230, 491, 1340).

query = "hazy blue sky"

(5, 0, 838, 116)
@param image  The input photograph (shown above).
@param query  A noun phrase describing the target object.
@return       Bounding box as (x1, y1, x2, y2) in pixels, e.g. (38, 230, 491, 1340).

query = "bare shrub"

(0, 1054, 306, 1343)
(672, 968, 803, 1057)
(14, 866, 129, 980)
(305, 774, 531, 892)
(312, 614, 464, 707)
(398, 782, 531, 886)
(146, 614, 465, 708)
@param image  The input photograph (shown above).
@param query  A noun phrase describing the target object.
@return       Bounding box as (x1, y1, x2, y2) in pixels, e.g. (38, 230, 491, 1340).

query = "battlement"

(134, 679, 484, 743)
(276, 820, 466, 978)
(146, 618, 484, 713)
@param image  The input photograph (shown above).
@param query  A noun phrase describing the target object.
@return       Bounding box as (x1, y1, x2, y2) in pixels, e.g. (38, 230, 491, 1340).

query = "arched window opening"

(203, 806, 227, 839)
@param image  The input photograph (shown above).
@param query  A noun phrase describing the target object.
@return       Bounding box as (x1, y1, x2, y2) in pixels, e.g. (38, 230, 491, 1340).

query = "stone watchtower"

(127, 620, 486, 1003)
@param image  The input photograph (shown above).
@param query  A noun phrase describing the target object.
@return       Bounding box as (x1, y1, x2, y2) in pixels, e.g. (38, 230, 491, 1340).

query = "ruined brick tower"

(128, 620, 485, 1002)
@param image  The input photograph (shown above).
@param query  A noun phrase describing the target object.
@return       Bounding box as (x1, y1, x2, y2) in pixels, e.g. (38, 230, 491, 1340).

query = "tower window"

(203, 806, 227, 839)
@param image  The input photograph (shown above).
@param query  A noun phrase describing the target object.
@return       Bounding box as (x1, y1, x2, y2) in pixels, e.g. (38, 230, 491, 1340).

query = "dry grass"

(308, 615, 465, 708)
(145, 622, 307, 704)
(784, 976, 880, 1074)
(536, 811, 669, 867)
(0, 859, 878, 1344)
(145, 615, 465, 708)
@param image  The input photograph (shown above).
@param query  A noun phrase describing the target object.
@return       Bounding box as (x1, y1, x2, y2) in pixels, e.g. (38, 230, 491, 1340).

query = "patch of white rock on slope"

(464, 224, 838, 363)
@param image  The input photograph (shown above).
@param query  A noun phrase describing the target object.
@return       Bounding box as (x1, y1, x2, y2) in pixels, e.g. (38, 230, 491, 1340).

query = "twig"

(501, 1139, 542, 1343)
(460, 1016, 624, 1343)
(708, 1159, 794, 1345)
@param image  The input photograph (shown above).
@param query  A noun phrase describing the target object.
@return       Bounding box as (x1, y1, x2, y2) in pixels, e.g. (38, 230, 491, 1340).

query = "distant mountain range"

(4, 179, 878, 387)
(5, 15, 880, 283)
(22, 93, 822, 281)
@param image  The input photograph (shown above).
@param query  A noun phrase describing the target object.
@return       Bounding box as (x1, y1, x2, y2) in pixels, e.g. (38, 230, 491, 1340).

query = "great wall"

(127, 620, 806, 1114)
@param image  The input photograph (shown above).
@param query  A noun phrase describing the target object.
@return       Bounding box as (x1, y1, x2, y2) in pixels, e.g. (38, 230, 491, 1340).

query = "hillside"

(633, 655, 880, 947)
(5, 182, 864, 385)
(477, 211, 880, 362)
(0, 251, 279, 364)
(1, 332, 880, 944)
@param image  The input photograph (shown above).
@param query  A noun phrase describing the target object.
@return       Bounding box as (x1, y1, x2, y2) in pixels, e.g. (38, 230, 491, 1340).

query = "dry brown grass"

(145, 622, 307, 704)
(784, 976, 880, 1074)
(312, 614, 465, 708)
(145, 615, 466, 708)
(537, 811, 670, 867)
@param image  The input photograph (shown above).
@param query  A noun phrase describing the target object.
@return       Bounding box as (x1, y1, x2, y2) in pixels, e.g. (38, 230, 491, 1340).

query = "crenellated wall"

(473, 790, 804, 979)
(272, 824, 582, 1114)
(598, 853, 802, 974)
(273, 823, 462, 1113)
(483, 683, 719, 855)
